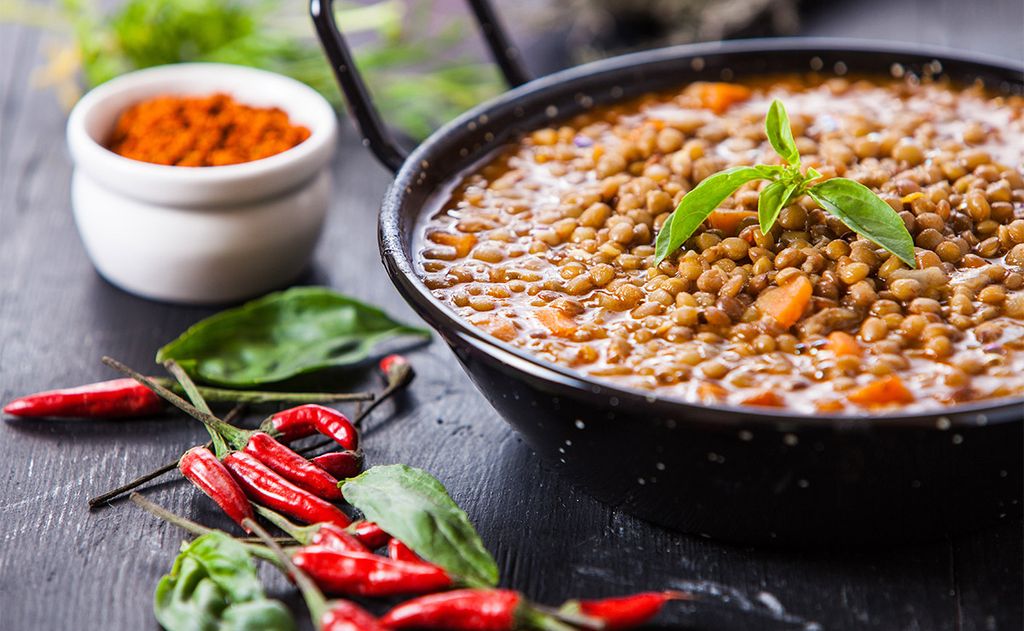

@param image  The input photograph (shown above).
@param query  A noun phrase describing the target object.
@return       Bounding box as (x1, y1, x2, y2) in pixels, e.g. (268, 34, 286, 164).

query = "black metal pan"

(311, 0, 1023, 545)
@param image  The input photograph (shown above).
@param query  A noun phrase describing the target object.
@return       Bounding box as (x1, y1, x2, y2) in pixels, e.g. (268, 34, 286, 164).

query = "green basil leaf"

(758, 179, 799, 234)
(157, 287, 431, 387)
(341, 464, 499, 588)
(809, 178, 917, 267)
(154, 533, 296, 631)
(654, 166, 768, 262)
(765, 99, 800, 166)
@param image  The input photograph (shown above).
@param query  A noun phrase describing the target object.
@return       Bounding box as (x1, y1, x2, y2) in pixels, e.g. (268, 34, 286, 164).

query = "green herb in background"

(655, 99, 917, 267)
(156, 287, 430, 387)
(2, 0, 503, 140)
(154, 532, 296, 631)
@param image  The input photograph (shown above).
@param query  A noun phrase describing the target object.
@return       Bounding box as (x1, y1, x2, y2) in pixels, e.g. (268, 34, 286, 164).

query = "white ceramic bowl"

(67, 63, 337, 304)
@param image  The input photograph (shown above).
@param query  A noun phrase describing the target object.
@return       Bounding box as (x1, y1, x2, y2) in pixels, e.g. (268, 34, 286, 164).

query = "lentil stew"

(415, 75, 1024, 414)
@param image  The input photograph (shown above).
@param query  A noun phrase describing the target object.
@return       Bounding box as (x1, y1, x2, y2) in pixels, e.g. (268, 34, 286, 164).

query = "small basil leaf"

(157, 287, 430, 387)
(805, 166, 822, 181)
(809, 178, 917, 267)
(341, 464, 499, 588)
(765, 99, 800, 166)
(154, 533, 296, 631)
(758, 179, 799, 234)
(654, 166, 767, 262)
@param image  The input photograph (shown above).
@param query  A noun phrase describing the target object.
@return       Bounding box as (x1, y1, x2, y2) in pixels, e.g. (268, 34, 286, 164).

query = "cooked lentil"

(416, 76, 1024, 414)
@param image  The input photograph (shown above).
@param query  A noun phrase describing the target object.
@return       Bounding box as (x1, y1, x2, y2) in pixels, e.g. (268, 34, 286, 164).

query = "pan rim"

(379, 36, 1024, 429)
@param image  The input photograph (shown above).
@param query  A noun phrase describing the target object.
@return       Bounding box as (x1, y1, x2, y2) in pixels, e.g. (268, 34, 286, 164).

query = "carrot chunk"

(816, 399, 846, 413)
(825, 331, 862, 357)
(475, 317, 517, 342)
(848, 375, 915, 407)
(697, 382, 728, 402)
(426, 231, 476, 258)
(756, 276, 813, 328)
(536, 308, 577, 338)
(691, 82, 752, 114)
(741, 390, 785, 407)
(708, 210, 758, 236)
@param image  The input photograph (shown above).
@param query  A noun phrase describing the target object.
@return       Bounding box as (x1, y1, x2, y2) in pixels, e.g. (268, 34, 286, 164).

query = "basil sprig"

(157, 287, 431, 387)
(654, 99, 917, 267)
(341, 464, 500, 589)
(154, 532, 296, 631)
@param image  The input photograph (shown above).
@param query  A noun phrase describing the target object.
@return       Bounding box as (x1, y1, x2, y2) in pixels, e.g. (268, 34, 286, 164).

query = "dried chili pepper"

(380, 589, 521, 630)
(347, 521, 390, 549)
(312, 451, 363, 480)
(224, 451, 351, 528)
(263, 404, 359, 450)
(378, 354, 414, 389)
(255, 505, 368, 554)
(567, 591, 686, 629)
(321, 599, 390, 631)
(387, 538, 421, 564)
(292, 547, 452, 597)
(243, 431, 344, 501)
(178, 446, 254, 532)
(3, 378, 162, 419)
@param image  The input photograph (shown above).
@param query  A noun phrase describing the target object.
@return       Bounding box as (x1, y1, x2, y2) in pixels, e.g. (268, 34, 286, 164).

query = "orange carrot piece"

(708, 210, 758, 236)
(847, 375, 915, 407)
(816, 399, 846, 413)
(427, 231, 477, 258)
(476, 317, 517, 342)
(697, 382, 728, 402)
(741, 390, 785, 407)
(692, 82, 753, 114)
(756, 276, 813, 328)
(825, 331, 862, 357)
(536, 308, 577, 338)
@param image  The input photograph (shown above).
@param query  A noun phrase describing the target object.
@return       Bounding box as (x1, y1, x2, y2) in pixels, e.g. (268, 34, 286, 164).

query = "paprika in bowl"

(66, 63, 337, 304)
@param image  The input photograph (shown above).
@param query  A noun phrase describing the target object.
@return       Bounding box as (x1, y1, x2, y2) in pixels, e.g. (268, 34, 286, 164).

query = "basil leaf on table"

(157, 287, 430, 387)
(757, 179, 799, 234)
(154, 532, 295, 631)
(765, 98, 800, 166)
(654, 166, 768, 262)
(341, 464, 499, 588)
(808, 178, 917, 267)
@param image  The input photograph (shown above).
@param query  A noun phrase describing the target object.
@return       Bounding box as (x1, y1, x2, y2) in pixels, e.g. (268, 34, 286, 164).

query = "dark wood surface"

(1, 2, 1022, 629)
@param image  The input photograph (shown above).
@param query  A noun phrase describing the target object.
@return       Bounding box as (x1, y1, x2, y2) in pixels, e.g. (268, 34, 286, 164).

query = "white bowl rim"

(66, 62, 337, 185)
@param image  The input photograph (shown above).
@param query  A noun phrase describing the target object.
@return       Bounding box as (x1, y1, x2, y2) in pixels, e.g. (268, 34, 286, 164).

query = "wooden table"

(1, 2, 1021, 629)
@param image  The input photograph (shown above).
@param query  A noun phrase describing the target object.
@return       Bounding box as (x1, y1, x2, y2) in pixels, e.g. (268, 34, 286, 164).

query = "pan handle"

(310, 0, 530, 173)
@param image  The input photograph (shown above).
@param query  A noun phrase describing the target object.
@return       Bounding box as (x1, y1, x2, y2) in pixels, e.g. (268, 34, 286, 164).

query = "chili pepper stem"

(253, 504, 314, 544)
(150, 377, 374, 404)
(103, 356, 249, 450)
(130, 492, 281, 566)
(520, 607, 579, 631)
(533, 604, 604, 630)
(87, 406, 244, 510)
(245, 517, 328, 623)
(165, 360, 230, 456)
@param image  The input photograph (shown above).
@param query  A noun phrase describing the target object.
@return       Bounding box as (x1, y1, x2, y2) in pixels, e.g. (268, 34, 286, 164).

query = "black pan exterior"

(378, 39, 1024, 545)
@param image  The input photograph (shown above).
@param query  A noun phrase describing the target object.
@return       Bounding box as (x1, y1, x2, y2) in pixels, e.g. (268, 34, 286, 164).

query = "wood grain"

(1, 1, 1021, 629)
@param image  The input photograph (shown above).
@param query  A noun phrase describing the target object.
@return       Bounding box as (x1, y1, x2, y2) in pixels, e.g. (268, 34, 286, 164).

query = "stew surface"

(415, 74, 1024, 414)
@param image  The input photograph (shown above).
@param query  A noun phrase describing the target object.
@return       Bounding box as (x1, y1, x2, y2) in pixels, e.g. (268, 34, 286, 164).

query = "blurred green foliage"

(2, 0, 503, 139)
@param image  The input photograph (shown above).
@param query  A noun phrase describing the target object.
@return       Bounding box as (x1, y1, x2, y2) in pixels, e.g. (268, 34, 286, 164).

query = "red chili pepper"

(265, 405, 359, 450)
(311, 523, 369, 553)
(321, 599, 389, 631)
(380, 589, 520, 630)
(243, 431, 344, 501)
(378, 354, 408, 377)
(224, 451, 351, 528)
(178, 446, 254, 532)
(347, 521, 390, 549)
(575, 591, 683, 629)
(378, 354, 413, 389)
(387, 538, 421, 564)
(293, 547, 452, 597)
(3, 378, 163, 419)
(312, 451, 363, 480)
